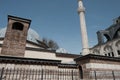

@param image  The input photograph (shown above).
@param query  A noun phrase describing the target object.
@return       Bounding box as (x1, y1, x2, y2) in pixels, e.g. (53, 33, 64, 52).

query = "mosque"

(0, 0, 120, 79)
(0, 18, 79, 64)
(0, 15, 80, 80)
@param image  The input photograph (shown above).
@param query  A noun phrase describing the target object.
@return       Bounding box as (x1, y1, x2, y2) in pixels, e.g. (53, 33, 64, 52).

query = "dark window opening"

(108, 53, 111, 57)
(104, 34, 111, 42)
(12, 22, 24, 31)
(116, 20, 119, 24)
(111, 52, 114, 57)
(105, 54, 107, 56)
(117, 50, 120, 55)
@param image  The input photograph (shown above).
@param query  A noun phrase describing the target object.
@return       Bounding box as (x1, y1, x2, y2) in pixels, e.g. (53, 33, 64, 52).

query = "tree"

(42, 38, 59, 50)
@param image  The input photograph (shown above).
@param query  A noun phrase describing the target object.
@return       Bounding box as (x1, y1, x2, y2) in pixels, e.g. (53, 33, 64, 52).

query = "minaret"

(78, 0, 89, 55)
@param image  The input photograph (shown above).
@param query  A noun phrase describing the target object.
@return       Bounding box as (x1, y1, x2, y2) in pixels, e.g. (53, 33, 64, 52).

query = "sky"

(0, 0, 120, 54)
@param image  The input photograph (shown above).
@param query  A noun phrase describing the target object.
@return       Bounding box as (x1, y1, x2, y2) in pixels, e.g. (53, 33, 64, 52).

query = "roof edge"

(74, 54, 120, 62)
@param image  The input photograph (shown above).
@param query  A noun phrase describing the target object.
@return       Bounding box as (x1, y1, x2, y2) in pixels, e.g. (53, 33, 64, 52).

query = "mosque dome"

(0, 27, 41, 44)
(56, 48, 69, 53)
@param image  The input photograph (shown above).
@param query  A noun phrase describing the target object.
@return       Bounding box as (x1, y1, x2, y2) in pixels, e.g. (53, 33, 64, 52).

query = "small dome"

(56, 48, 69, 53)
(0, 27, 41, 44)
(27, 28, 40, 43)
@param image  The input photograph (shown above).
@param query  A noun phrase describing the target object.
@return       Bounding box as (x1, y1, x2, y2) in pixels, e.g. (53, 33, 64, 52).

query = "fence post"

(57, 70, 59, 80)
(112, 71, 115, 80)
(72, 70, 73, 80)
(41, 69, 43, 80)
(0, 68, 4, 80)
(94, 71, 97, 80)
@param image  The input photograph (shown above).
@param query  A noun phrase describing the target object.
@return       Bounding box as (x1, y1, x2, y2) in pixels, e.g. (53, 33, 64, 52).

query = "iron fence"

(0, 68, 79, 80)
(84, 70, 120, 80)
(0, 68, 120, 80)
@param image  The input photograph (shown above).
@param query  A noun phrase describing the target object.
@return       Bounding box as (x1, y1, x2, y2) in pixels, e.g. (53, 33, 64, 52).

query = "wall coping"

(74, 54, 120, 62)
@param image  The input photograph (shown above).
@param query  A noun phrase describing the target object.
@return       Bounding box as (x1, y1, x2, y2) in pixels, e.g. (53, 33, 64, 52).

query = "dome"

(0, 27, 41, 44)
(56, 48, 69, 53)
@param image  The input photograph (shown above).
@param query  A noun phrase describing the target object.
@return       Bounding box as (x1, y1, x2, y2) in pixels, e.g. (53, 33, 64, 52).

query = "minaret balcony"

(78, 7, 85, 13)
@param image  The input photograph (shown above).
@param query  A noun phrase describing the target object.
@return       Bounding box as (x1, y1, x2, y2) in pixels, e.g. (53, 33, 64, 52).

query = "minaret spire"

(78, 0, 89, 55)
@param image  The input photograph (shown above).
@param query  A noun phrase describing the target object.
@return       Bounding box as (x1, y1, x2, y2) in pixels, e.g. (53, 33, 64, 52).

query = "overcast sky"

(0, 0, 120, 54)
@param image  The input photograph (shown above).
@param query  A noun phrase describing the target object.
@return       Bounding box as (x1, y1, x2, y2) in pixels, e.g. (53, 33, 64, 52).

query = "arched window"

(103, 34, 111, 42)
(104, 45, 112, 52)
(12, 22, 24, 31)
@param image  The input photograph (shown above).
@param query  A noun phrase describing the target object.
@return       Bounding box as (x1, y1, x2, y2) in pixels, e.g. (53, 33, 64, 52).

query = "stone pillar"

(78, 0, 89, 55)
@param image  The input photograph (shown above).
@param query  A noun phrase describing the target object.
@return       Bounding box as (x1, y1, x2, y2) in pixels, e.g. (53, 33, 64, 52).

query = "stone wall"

(0, 56, 79, 80)
(75, 54, 120, 79)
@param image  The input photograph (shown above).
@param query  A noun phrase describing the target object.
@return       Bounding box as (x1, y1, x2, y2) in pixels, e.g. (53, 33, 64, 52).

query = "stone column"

(78, 0, 89, 55)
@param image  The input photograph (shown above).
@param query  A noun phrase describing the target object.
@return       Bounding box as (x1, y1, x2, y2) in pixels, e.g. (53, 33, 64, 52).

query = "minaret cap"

(77, 0, 85, 13)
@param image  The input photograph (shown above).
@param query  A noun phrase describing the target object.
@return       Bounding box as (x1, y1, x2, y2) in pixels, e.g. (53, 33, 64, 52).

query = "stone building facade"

(0, 15, 120, 80)
(90, 16, 120, 57)
(0, 15, 80, 80)
(74, 54, 120, 79)
(0, 56, 79, 80)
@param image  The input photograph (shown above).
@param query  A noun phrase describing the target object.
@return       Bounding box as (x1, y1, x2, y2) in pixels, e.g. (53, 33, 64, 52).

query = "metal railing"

(0, 68, 79, 80)
(83, 70, 120, 80)
(0, 68, 120, 80)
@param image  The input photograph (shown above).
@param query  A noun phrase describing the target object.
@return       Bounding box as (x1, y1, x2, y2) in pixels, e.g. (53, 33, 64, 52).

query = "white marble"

(78, 0, 89, 55)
